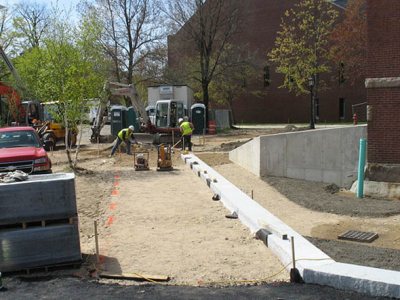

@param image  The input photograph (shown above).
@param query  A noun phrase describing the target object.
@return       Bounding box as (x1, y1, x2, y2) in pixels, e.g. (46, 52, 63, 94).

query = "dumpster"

(191, 103, 206, 134)
(111, 105, 127, 136)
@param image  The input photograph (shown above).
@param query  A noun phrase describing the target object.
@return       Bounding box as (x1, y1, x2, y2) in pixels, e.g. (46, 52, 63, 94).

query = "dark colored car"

(0, 126, 52, 174)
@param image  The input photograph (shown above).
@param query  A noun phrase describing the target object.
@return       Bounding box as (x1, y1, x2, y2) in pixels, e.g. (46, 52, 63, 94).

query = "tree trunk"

(227, 99, 236, 125)
(202, 82, 210, 130)
(63, 115, 74, 170)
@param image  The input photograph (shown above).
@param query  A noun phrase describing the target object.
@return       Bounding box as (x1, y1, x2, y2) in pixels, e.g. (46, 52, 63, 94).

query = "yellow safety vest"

(118, 129, 130, 140)
(180, 121, 193, 136)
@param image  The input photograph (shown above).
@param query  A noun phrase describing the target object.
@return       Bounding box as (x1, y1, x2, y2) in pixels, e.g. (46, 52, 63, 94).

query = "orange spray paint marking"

(105, 216, 115, 226)
(113, 181, 119, 187)
(114, 174, 120, 179)
(111, 189, 119, 196)
(109, 202, 117, 210)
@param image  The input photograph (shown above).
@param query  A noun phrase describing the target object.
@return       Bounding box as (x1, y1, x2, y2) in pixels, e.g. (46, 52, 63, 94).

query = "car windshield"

(0, 130, 41, 148)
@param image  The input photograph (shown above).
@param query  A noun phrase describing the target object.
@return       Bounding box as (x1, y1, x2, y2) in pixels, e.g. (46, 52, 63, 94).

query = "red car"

(0, 126, 52, 174)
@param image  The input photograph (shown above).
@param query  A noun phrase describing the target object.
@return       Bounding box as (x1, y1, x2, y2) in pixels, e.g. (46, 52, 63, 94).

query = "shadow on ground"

(1, 277, 390, 300)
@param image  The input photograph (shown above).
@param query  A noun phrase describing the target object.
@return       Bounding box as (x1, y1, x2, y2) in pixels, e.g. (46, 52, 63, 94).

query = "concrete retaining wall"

(230, 125, 367, 187)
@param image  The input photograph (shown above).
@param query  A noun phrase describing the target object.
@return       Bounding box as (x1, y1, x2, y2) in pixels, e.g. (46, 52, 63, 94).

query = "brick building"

(365, 0, 400, 164)
(168, 0, 366, 124)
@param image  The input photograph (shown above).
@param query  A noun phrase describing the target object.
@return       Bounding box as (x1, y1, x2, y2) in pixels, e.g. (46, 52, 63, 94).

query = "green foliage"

(14, 17, 107, 130)
(268, 0, 338, 95)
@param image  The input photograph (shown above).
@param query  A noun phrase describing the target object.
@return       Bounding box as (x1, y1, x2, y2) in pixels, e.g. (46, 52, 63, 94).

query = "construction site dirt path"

(98, 154, 289, 285)
(49, 126, 400, 274)
(3, 126, 398, 299)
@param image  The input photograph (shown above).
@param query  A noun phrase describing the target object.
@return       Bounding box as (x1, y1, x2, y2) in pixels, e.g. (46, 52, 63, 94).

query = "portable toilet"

(110, 105, 127, 136)
(124, 106, 139, 132)
(191, 103, 206, 134)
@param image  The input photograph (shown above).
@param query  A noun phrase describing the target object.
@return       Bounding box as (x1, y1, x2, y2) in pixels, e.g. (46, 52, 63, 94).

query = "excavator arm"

(0, 46, 26, 123)
(90, 81, 148, 143)
(108, 82, 148, 124)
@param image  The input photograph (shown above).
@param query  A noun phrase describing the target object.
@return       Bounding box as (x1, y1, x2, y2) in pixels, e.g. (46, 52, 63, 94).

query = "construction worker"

(110, 125, 137, 157)
(179, 116, 194, 151)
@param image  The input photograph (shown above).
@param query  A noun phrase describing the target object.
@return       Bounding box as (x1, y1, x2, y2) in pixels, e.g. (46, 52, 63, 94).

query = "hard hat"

(178, 118, 183, 123)
(183, 116, 189, 121)
(129, 125, 134, 131)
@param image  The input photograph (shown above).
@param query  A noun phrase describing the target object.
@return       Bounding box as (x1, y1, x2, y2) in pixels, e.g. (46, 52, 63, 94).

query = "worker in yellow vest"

(179, 116, 194, 151)
(110, 125, 137, 157)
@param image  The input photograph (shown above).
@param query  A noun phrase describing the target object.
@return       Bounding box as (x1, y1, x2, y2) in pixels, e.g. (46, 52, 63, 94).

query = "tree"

(208, 44, 260, 124)
(330, 0, 366, 85)
(12, 1, 51, 51)
(0, 5, 17, 81)
(268, 0, 338, 128)
(165, 0, 241, 125)
(80, 0, 165, 89)
(14, 15, 108, 170)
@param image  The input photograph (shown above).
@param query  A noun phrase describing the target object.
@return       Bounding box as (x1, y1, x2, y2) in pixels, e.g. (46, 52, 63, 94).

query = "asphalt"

(1, 277, 389, 300)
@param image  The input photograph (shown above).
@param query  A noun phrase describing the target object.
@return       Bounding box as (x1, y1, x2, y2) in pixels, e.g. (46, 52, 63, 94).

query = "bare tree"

(12, 1, 51, 50)
(209, 44, 262, 124)
(164, 0, 241, 124)
(330, 0, 367, 85)
(81, 0, 165, 87)
(0, 6, 16, 81)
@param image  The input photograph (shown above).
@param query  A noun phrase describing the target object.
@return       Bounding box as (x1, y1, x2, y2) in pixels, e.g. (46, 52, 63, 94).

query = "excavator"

(90, 81, 185, 144)
(0, 82, 21, 125)
(0, 46, 24, 125)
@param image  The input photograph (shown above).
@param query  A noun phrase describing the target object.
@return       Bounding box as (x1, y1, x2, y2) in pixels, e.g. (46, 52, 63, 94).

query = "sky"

(1, 0, 81, 15)
(1, 0, 81, 23)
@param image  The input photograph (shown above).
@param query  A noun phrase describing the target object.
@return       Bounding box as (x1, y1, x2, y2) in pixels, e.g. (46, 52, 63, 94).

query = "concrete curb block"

(182, 154, 400, 298)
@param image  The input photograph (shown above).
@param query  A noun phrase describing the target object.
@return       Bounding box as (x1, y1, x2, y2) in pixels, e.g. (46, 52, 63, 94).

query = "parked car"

(0, 127, 52, 174)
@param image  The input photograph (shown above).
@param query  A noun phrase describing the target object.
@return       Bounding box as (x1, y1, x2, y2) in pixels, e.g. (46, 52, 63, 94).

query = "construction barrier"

(208, 120, 216, 134)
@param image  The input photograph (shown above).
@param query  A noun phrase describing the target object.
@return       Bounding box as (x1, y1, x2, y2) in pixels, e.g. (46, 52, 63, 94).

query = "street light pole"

(309, 76, 315, 129)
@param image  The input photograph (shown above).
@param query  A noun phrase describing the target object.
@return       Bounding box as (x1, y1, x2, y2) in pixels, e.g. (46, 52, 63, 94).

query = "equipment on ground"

(21, 100, 77, 150)
(91, 82, 149, 143)
(0, 83, 21, 124)
(0, 47, 77, 149)
(157, 144, 172, 171)
(90, 81, 186, 145)
(133, 150, 149, 171)
(0, 46, 26, 124)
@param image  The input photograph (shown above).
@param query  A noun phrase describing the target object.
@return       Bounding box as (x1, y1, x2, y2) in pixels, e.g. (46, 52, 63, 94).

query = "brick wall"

(366, 0, 400, 163)
(168, 0, 366, 124)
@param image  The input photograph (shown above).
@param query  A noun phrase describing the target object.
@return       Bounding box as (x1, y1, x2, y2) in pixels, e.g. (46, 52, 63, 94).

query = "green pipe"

(357, 138, 367, 198)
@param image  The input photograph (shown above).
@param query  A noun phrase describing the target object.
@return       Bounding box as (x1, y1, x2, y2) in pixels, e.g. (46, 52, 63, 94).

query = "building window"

(263, 65, 270, 87)
(339, 98, 345, 120)
(315, 98, 320, 120)
(338, 62, 345, 85)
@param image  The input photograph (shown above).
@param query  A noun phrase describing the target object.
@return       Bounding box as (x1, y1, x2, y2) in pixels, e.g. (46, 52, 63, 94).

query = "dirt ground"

(2, 125, 399, 299)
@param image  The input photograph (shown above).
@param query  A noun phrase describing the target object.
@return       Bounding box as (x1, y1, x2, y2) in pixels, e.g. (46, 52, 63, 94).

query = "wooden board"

(100, 272, 170, 282)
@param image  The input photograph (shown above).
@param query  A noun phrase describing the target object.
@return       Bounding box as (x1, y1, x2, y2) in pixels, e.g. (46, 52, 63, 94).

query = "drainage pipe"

(357, 138, 367, 198)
